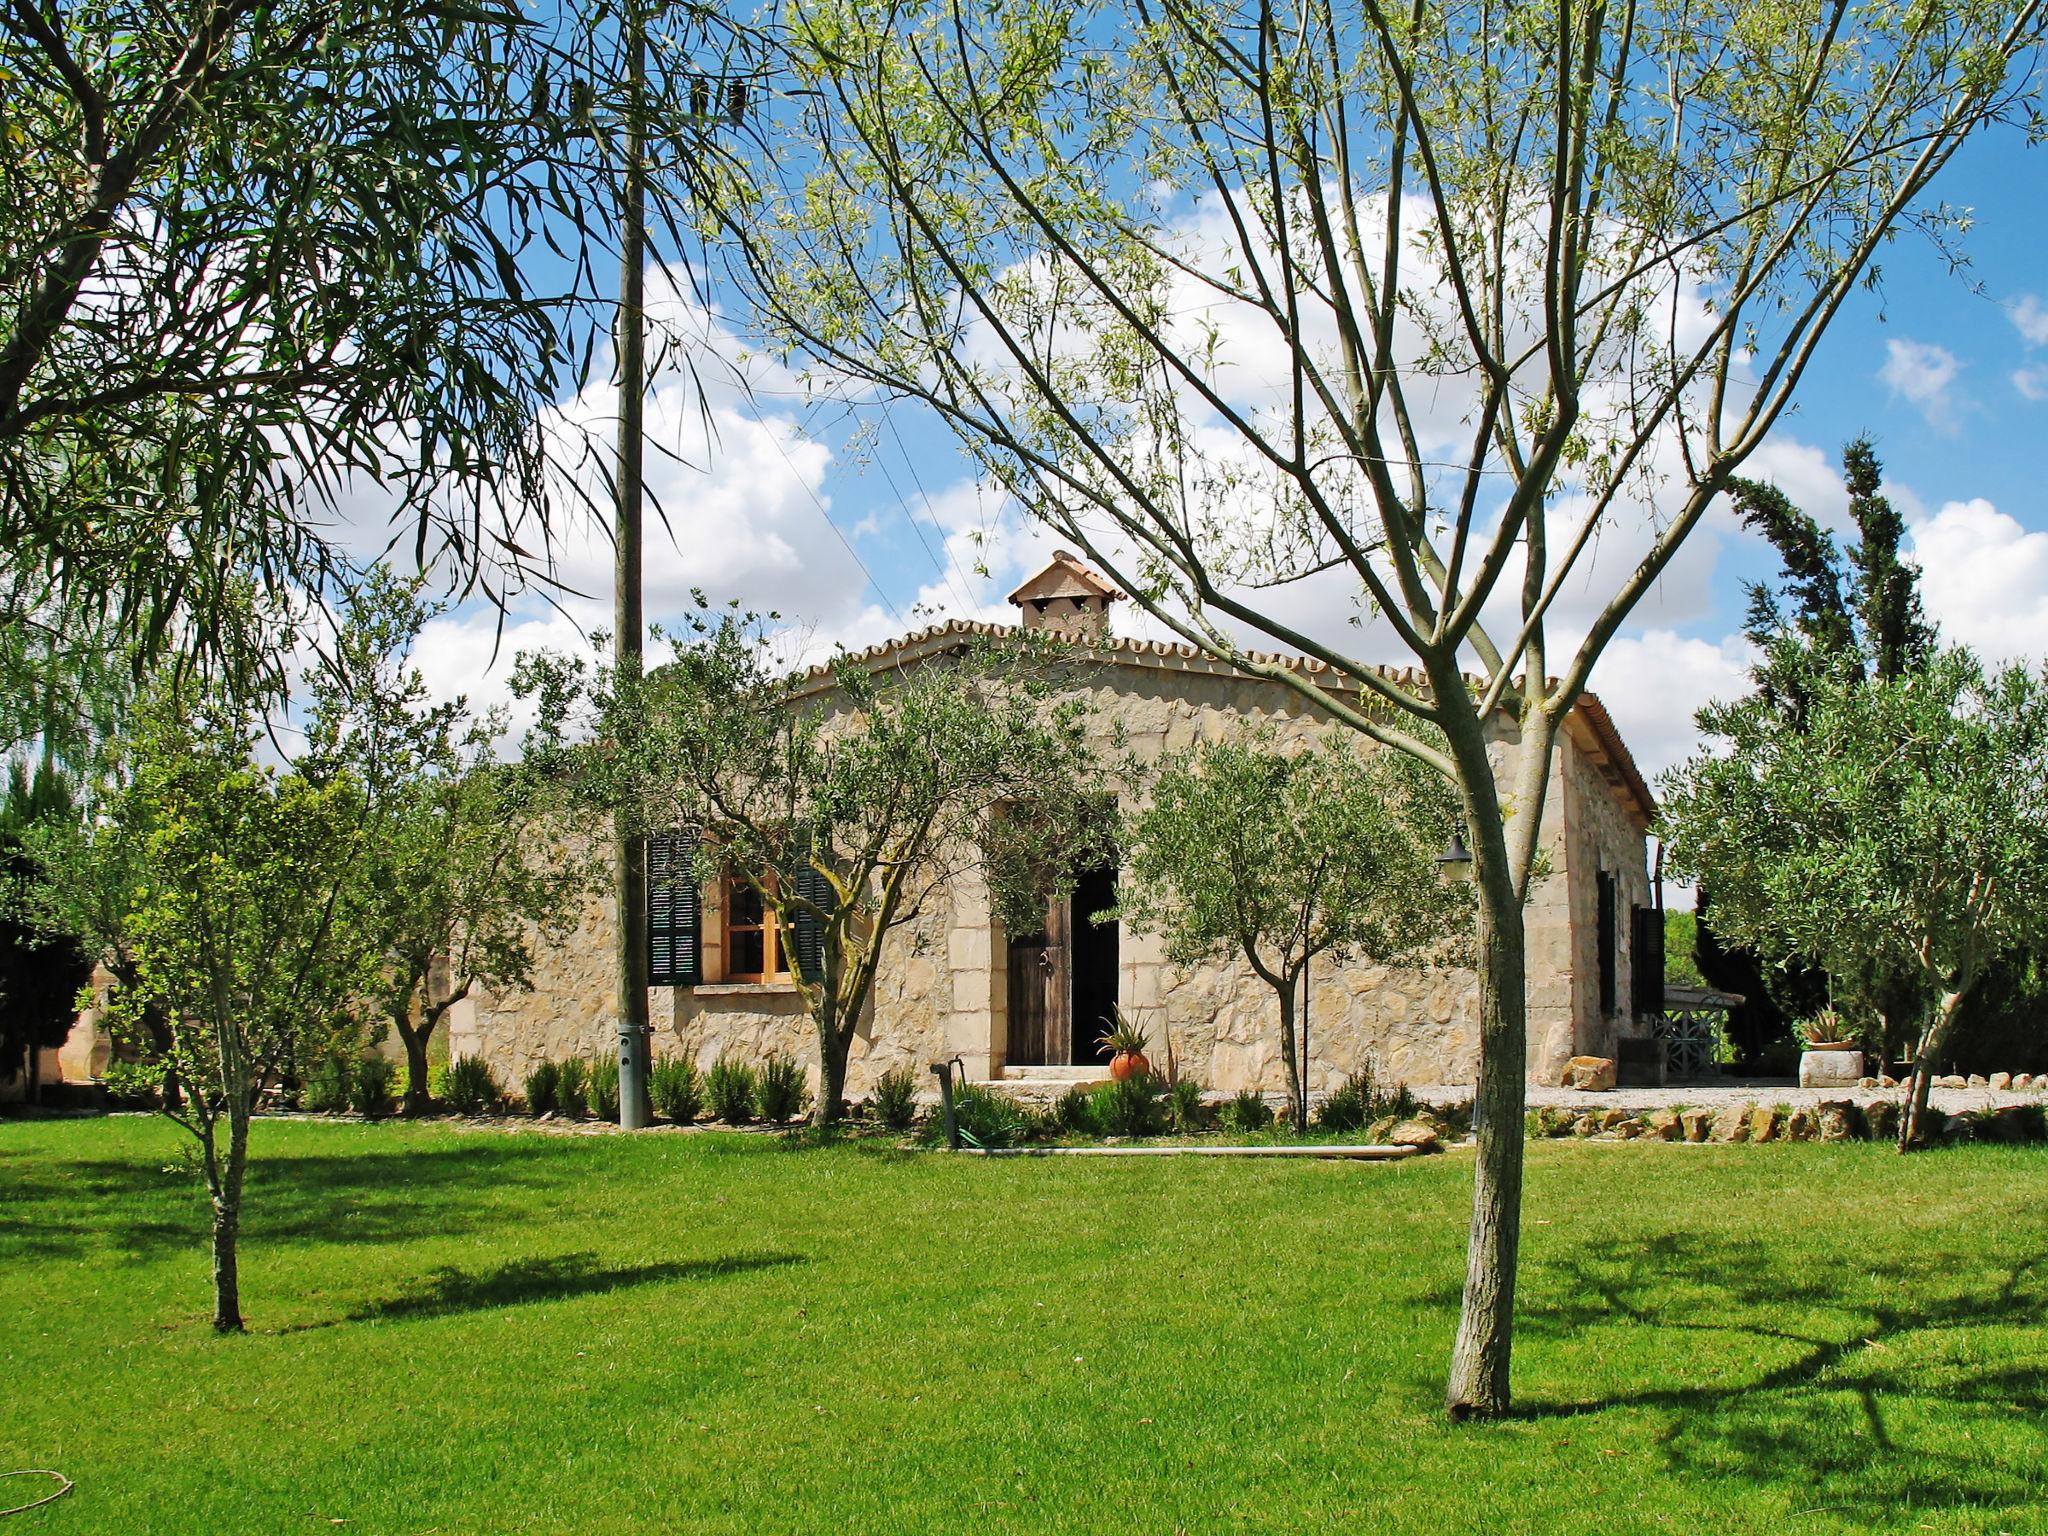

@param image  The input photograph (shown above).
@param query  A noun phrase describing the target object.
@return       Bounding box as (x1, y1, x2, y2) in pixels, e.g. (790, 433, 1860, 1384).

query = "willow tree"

(0, 0, 755, 677)
(721, 0, 2047, 1416)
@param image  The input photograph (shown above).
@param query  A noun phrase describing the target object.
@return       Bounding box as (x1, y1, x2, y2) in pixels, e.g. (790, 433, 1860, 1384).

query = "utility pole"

(613, 0, 652, 1130)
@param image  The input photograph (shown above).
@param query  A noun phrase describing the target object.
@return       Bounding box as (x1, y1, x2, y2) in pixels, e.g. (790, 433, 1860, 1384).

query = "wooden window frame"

(721, 870, 789, 983)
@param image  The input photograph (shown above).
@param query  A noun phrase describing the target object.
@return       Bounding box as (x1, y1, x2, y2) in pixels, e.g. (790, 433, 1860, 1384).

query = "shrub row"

(303, 1051, 396, 1119)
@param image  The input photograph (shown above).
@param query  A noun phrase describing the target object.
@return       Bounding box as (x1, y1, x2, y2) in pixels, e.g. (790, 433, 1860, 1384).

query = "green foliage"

(517, 614, 1114, 1125)
(868, 1066, 920, 1131)
(555, 1059, 590, 1121)
(0, 0, 754, 677)
(1314, 1067, 1415, 1134)
(307, 573, 589, 1116)
(589, 1053, 621, 1123)
(650, 1059, 703, 1125)
(755, 1055, 812, 1125)
(1797, 1009, 1849, 1048)
(1663, 909, 1707, 990)
(1053, 1085, 1099, 1136)
(1117, 733, 1469, 1126)
(1165, 1076, 1209, 1134)
(706, 1054, 757, 1125)
(937, 1082, 1031, 1149)
(1663, 649, 2048, 1086)
(1089, 1074, 1166, 1137)
(444, 1056, 503, 1117)
(1096, 1009, 1150, 1058)
(523, 1060, 561, 1118)
(1313, 1072, 1372, 1133)
(1221, 1090, 1274, 1133)
(305, 1052, 355, 1116)
(351, 1056, 395, 1121)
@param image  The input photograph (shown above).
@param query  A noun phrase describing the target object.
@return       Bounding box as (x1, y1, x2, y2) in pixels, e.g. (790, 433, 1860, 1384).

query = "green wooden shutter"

(647, 834, 701, 987)
(787, 835, 836, 985)
(1631, 905, 1665, 1016)
(1596, 871, 1618, 1016)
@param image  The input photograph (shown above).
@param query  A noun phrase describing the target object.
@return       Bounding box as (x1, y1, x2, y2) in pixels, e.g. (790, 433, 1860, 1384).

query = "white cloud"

(2011, 294, 2048, 347)
(1878, 338, 1962, 431)
(1584, 629, 1755, 787)
(1905, 497, 2048, 666)
(2012, 366, 2048, 403)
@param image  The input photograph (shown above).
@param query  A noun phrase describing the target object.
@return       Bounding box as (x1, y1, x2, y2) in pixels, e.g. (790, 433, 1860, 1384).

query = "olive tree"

(305, 575, 587, 1117)
(1118, 735, 1469, 1130)
(89, 692, 377, 1330)
(722, 0, 2046, 1416)
(521, 614, 1115, 1124)
(1662, 650, 2048, 1150)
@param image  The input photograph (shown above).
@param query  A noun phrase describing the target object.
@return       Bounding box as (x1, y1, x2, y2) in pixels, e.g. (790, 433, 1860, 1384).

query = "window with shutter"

(722, 872, 785, 981)
(1596, 870, 1618, 1016)
(646, 835, 701, 987)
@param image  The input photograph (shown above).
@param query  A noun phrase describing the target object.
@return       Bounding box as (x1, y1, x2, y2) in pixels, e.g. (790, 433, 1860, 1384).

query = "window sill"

(694, 981, 801, 998)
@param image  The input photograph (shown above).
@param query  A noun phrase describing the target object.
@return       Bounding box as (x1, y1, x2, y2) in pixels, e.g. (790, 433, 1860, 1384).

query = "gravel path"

(1409, 1078, 2048, 1114)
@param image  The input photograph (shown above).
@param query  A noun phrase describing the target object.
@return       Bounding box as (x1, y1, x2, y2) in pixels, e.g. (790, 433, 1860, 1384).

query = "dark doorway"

(1068, 863, 1119, 1066)
(1003, 861, 1119, 1068)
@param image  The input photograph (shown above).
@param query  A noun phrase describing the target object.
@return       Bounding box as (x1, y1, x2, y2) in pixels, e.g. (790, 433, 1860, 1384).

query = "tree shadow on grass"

(282, 1248, 808, 1330)
(1509, 1229, 2048, 1517)
(0, 1139, 584, 1263)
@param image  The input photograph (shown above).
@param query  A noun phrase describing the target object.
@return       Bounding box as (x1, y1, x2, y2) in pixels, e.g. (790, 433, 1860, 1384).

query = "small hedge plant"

(868, 1066, 919, 1130)
(304, 1050, 354, 1115)
(1089, 1073, 1166, 1137)
(650, 1058, 702, 1124)
(1221, 1089, 1273, 1132)
(444, 1055, 503, 1116)
(706, 1054, 756, 1124)
(555, 1058, 590, 1120)
(523, 1059, 560, 1117)
(590, 1052, 621, 1122)
(1166, 1076, 1209, 1134)
(756, 1054, 812, 1124)
(351, 1055, 395, 1120)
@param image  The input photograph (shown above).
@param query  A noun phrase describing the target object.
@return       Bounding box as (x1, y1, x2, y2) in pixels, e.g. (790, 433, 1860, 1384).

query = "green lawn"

(4, 1119, 2045, 1535)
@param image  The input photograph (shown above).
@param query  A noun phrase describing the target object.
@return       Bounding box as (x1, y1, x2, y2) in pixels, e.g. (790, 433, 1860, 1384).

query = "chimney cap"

(1005, 549, 1123, 607)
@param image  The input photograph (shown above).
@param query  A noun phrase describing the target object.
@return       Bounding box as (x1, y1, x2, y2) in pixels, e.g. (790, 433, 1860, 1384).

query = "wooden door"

(1006, 893, 1072, 1068)
(1006, 933, 1051, 1066)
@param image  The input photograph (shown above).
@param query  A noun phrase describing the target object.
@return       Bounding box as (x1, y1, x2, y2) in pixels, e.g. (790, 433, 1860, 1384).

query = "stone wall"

(452, 645, 1652, 1101)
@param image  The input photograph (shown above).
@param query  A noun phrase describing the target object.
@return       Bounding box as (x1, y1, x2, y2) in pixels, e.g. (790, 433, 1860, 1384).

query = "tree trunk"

(1443, 854, 1528, 1421)
(396, 1012, 431, 1118)
(1273, 979, 1305, 1133)
(815, 1022, 850, 1127)
(211, 1113, 249, 1333)
(1900, 988, 1965, 1152)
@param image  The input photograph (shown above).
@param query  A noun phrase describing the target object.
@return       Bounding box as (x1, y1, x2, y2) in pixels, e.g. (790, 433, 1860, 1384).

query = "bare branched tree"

(716, 0, 2046, 1417)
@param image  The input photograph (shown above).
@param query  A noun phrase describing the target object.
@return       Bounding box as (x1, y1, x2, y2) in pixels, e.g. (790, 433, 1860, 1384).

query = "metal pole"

(930, 1062, 960, 1151)
(613, 3, 651, 1130)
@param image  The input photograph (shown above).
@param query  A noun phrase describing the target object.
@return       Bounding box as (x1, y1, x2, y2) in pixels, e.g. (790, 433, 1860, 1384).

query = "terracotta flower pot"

(1110, 1050, 1150, 1082)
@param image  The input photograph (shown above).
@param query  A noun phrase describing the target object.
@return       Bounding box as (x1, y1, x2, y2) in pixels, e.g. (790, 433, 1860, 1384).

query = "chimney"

(1005, 550, 1122, 639)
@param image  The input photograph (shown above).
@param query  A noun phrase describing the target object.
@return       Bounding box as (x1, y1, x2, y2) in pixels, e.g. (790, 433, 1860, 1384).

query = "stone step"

(999, 1064, 1112, 1083)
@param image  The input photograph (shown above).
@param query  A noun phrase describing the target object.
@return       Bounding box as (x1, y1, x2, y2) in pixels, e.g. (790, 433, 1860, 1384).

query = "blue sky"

(384, 117, 2048, 833)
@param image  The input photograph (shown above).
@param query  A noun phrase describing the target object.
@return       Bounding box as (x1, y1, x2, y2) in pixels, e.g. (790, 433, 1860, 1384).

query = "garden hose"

(0, 1470, 72, 1518)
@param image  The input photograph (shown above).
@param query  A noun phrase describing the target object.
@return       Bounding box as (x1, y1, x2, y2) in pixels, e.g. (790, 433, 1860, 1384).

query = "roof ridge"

(791, 618, 1653, 813)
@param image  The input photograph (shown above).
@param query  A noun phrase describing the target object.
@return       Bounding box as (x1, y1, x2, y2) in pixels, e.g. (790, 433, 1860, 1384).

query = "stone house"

(448, 553, 1660, 1099)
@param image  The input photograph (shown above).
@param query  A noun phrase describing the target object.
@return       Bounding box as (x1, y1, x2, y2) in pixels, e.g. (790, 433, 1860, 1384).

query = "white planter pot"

(1799, 1048, 1863, 1088)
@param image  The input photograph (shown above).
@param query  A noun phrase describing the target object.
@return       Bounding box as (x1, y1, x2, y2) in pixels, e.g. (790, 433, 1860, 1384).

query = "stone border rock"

(1524, 1100, 2048, 1145)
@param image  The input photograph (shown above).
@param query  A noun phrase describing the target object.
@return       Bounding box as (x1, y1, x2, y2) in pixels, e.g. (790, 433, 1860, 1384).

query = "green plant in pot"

(1799, 1007, 1857, 1050)
(1097, 1010, 1151, 1081)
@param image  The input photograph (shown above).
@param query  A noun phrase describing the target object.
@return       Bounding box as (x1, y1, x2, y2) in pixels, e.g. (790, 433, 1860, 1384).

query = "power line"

(745, 396, 903, 624)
